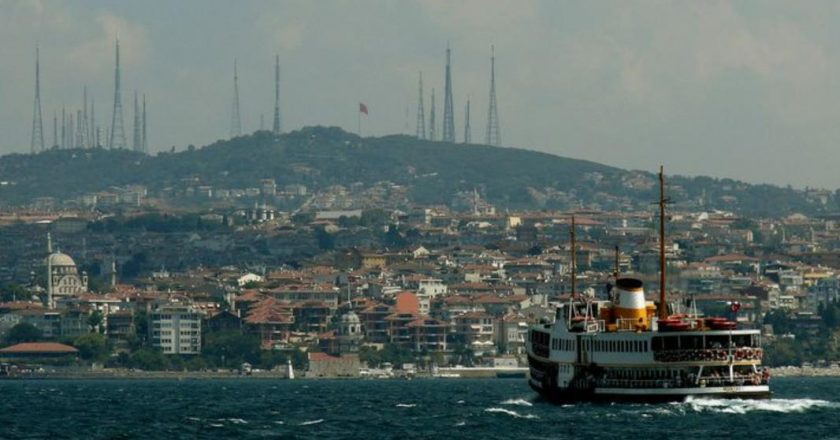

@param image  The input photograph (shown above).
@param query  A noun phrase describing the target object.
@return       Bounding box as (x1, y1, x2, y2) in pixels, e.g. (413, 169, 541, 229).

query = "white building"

(149, 303, 202, 355)
(417, 278, 448, 315)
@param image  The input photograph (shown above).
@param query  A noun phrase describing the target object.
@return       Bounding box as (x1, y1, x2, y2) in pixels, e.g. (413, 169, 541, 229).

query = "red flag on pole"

(359, 102, 368, 115)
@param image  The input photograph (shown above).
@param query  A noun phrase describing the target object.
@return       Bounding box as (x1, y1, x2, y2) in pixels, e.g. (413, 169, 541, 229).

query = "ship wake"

(683, 397, 839, 414)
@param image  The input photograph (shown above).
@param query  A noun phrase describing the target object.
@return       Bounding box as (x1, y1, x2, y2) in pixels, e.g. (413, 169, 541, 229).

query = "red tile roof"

(0, 342, 78, 354)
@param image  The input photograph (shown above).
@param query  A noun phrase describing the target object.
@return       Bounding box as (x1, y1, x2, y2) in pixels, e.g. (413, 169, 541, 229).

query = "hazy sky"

(2, 0, 840, 188)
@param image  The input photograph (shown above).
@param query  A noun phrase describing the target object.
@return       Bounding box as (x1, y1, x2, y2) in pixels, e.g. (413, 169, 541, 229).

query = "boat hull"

(529, 377, 771, 403)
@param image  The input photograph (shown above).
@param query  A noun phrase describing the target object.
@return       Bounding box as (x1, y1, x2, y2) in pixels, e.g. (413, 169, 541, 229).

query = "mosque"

(44, 233, 88, 308)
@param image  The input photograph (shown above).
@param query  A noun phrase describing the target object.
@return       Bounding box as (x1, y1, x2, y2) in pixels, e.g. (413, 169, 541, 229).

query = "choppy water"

(0, 377, 838, 439)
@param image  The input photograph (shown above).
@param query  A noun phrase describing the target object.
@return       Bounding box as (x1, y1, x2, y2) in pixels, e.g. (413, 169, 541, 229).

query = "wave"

(396, 403, 416, 408)
(484, 407, 539, 419)
(500, 398, 533, 407)
(684, 398, 840, 414)
(227, 418, 248, 424)
(300, 419, 324, 426)
(454, 421, 466, 427)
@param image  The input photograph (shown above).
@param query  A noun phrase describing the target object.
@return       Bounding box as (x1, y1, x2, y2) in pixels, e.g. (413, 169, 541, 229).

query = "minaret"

(463, 97, 471, 144)
(108, 37, 127, 149)
(442, 43, 456, 143)
(132, 90, 142, 151)
(76, 110, 82, 148)
(485, 45, 501, 146)
(272, 54, 282, 135)
(142, 94, 148, 153)
(230, 58, 242, 138)
(31, 46, 44, 153)
(46, 233, 53, 309)
(429, 88, 436, 141)
(415, 72, 425, 139)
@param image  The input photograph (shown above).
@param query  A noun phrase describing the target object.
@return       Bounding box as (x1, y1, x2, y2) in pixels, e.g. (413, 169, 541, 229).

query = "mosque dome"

(46, 252, 77, 268)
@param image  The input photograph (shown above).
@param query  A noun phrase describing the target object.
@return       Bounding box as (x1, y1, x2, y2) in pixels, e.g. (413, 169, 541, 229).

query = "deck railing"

(653, 347, 762, 363)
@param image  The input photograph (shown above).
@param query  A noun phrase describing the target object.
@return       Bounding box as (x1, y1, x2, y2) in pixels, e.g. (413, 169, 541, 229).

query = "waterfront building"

(149, 303, 202, 355)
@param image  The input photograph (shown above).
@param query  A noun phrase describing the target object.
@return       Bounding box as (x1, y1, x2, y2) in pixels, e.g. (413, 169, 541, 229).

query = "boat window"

(680, 335, 703, 349)
(732, 334, 750, 347)
(706, 335, 728, 349)
(663, 336, 679, 350)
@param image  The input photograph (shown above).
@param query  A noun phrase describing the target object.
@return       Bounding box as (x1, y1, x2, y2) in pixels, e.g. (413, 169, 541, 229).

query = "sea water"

(0, 377, 838, 439)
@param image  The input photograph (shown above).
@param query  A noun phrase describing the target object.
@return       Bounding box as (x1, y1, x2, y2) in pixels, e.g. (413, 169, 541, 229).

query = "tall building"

(442, 43, 456, 143)
(485, 45, 501, 147)
(272, 54, 282, 135)
(108, 37, 127, 149)
(149, 303, 202, 355)
(31, 46, 44, 153)
(415, 72, 425, 139)
(230, 59, 242, 138)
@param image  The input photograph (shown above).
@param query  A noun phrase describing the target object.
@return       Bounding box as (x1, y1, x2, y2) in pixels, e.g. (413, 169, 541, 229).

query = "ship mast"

(658, 165, 668, 320)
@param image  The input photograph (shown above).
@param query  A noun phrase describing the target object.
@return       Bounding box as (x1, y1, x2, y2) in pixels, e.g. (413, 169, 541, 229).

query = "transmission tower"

(90, 99, 96, 147)
(442, 43, 455, 143)
(109, 37, 126, 149)
(429, 88, 436, 141)
(142, 94, 148, 154)
(132, 90, 142, 152)
(415, 72, 426, 139)
(230, 59, 242, 138)
(61, 107, 66, 149)
(52, 112, 58, 148)
(272, 54, 282, 135)
(82, 87, 89, 148)
(31, 46, 44, 153)
(485, 45, 501, 146)
(464, 97, 471, 144)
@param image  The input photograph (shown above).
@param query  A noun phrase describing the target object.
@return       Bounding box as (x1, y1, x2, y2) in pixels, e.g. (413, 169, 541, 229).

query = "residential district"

(1, 179, 839, 379)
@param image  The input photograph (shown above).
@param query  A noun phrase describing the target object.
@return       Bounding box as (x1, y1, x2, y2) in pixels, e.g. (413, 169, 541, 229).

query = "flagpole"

(358, 109, 361, 136)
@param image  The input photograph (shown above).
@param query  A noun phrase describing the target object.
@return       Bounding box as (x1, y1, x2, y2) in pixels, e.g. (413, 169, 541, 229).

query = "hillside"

(0, 126, 833, 217)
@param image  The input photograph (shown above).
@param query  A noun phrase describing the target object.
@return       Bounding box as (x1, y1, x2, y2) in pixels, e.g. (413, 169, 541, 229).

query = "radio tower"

(415, 72, 425, 139)
(142, 94, 148, 153)
(82, 86, 89, 148)
(272, 54, 282, 135)
(31, 46, 44, 153)
(429, 88, 436, 141)
(442, 43, 455, 143)
(109, 37, 126, 149)
(52, 112, 58, 149)
(132, 91, 142, 152)
(230, 59, 242, 138)
(463, 97, 471, 144)
(485, 45, 501, 146)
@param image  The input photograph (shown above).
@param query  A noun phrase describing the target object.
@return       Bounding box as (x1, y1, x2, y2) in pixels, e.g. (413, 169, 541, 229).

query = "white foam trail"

(209, 423, 224, 428)
(396, 403, 416, 408)
(501, 398, 533, 407)
(454, 421, 466, 427)
(685, 398, 839, 414)
(300, 419, 324, 426)
(484, 407, 539, 419)
(227, 418, 248, 424)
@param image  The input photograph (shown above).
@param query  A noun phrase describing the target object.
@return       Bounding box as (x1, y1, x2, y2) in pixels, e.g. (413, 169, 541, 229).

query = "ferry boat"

(525, 167, 771, 402)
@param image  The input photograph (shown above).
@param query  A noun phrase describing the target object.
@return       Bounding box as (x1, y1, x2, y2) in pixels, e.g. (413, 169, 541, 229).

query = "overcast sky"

(2, 0, 840, 188)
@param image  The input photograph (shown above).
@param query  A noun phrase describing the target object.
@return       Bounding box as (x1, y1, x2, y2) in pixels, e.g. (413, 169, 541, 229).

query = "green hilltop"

(0, 126, 833, 217)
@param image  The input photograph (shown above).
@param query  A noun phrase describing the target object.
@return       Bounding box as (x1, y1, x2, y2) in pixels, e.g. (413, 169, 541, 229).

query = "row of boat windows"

(581, 339, 648, 353)
(550, 338, 649, 353)
(552, 339, 575, 351)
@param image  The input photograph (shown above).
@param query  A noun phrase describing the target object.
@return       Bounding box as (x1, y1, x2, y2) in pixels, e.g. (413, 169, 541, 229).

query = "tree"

(128, 348, 170, 371)
(73, 333, 109, 361)
(87, 310, 104, 332)
(202, 331, 261, 367)
(5, 323, 42, 344)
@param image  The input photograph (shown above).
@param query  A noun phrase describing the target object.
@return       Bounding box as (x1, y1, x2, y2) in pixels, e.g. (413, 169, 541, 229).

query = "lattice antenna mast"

(485, 45, 501, 146)
(429, 88, 436, 141)
(442, 43, 455, 143)
(109, 37, 126, 149)
(31, 46, 44, 153)
(52, 112, 58, 148)
(230, 58, 242, 138)
(90, 98, 96, 147)
(142, 94, 148, 154)
(415, 72, 425, 139)
(132, 90, 142, 151)
(464, 97, 471, 144)
(272, 54, 282, 135)
(82, 86, 89, 148)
